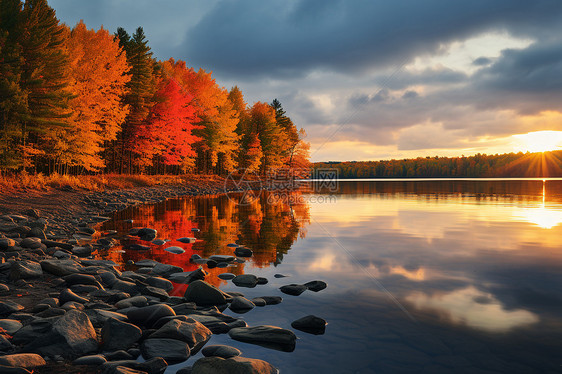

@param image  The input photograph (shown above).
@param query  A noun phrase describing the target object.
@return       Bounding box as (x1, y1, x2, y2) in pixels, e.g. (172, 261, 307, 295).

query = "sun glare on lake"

(512, 130, 562, 153)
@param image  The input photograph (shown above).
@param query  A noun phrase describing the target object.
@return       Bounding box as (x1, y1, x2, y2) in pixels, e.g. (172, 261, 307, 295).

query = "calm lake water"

(98, 179, 562, 373)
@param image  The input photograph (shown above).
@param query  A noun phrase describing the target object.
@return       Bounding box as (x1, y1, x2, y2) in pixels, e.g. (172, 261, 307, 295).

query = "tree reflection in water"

(97, 190, 310, 292)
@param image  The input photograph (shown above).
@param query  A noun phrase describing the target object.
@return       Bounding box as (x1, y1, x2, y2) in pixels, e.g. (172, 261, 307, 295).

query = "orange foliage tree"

(59, 21, 130, 171)
(134, 78, 200, 171)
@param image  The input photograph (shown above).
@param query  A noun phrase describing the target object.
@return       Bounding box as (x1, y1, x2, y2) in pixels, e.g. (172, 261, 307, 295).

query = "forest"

(0, 0, 310, 176)
(315, 151, 562, 178)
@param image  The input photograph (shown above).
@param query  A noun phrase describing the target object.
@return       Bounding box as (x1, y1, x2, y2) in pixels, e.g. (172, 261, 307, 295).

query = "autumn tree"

(0, 0, 26, 172)
(114, 26, 156, 173)
(49, 21, 131, 172)
(160, 59, 239, 174)
(134, 78, 200, 172)
(1, 0, 73, 171)
(249, 101, 286, 174)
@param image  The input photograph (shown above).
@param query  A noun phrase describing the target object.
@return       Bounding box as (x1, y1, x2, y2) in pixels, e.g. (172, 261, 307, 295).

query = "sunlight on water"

(98, 179, 562, 373)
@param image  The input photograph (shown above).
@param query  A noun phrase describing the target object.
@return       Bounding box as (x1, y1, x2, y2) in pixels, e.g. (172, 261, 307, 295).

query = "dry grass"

(0, 172, 212, 193)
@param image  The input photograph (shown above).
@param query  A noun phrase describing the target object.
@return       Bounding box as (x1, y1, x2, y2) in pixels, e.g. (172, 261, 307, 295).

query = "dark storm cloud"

(184, 0, 562, 78)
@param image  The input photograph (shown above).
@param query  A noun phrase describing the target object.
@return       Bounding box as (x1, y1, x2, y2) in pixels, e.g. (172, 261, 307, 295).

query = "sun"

(512, 130, 562, 153)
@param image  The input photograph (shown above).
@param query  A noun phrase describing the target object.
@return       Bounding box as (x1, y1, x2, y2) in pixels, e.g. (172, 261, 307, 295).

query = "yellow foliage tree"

(59, 20, 130, 171)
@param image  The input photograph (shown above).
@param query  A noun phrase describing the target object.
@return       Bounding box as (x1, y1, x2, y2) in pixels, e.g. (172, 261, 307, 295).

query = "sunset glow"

(512, 131, 562, 153)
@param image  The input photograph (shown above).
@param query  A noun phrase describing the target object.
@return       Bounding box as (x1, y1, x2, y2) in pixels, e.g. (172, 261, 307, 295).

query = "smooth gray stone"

(115, 296, 148, 309)
(0, 319, 22, 335)
(141, 338, 190, 363)
(228, 297, 255, 313)
(234, 247, 253, 257)
(151, 239, 166, 246)
(176, 237, 196, 243)
(63, 273, 99, 286)
(250, 298, 267, 307)
(84, 309, 128, 328)
(146, 277, 173, 291)
(0, 334, 14, 351)
(0, 353, 46, 368)
(103, 350, 133, 361)
(228, 325, 297, 352)
(135, 259, 159, 267)
(148, 319, 211, 354)
(303, 280, 327, 292)
(102, 318, 142, 351)
(112, 280, 139, 295)
(184, 280, 227, 306)
(218, 273, 235, 280)
(191, 356, 278, 373)
(258, 296, 283, 305)
(23, 310, 98, 358)
(150, 263, 183, 277)
(127, 304, 176, 328)
(73, 354, 107, 366)
(169, 269, 208, 284)
(0, 301, 24, 317)
(0, 238, 16, 250)
(231, 274, 258, 288)
(59, 288, 89, 304)
(208, 255, 235, 263)
(40, 259, 84, 276)
(279, 284, 307, 296)
(201, 344, 241, 358)
(99, 357, 167, 374)
(164, 246, 185, 254)
(291, 315, 327, 335)
(9, 260, 42, 280)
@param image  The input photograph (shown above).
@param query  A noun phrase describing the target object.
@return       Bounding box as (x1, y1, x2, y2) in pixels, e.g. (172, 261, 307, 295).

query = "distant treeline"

(314, 151, 562, 178)
(0, 0, 310, 176)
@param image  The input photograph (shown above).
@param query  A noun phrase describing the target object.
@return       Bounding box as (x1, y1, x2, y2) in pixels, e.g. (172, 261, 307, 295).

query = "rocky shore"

(0, 180, 326, 373)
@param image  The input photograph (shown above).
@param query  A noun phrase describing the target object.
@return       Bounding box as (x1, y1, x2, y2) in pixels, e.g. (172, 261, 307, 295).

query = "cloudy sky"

(49, 0, 562, 161)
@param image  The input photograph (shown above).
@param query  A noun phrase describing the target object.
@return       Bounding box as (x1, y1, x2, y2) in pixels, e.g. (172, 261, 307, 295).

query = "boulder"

(127, 304, 176, 328)
(228, 325, 296, 352)
(259, 296, 282, 305)
(112, 280, 140, 295)
(40, 259, 84, 276)
(191, 356, 277, 374)
(20, 237, 41, 249)
(0, 301, 24, 317)
(164, 246, 185, 254)
(148, 319, 211, 354)
(231, 274, 259, 288)
(145, 277, 173, 291)
(73, 354, 107, 366)
(0, 319, 23, 335)
(99, 357, 167, 374)
(23, 310, 98, 358)
(303, 280, 327, 292)
(150, 263, 183, 277)
(169, 269, 208, 284)
(217, 273, 235, 280)
(115, 296, 148, 309)
(9, 261, 42, 280)
(229, 297, 255, 313)
(201, 345, 241, 359)
(0, 354, 46, 368)
(291, 315, 327, 335)
(101, 318, 142, 352)
(59, 288, 89, 304)
(279, 284, 307, 296)
(233, 247, 253, 257)
(63, 273, 99, 286)
(0, 238, 16, 250)
(141, 338, 190, 363)
(184, 280, 227, 306)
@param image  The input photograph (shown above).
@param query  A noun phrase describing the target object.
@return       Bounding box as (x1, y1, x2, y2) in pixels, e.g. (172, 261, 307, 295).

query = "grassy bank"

(0, 173, 223, 193)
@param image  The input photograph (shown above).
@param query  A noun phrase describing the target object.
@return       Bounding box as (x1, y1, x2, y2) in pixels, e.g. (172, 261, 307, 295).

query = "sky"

(49, 0, 562, 162)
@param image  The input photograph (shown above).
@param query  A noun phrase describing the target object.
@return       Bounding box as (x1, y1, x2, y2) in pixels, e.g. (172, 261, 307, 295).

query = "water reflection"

(98, 191, 310, 288)
(97, 180, 562, 373)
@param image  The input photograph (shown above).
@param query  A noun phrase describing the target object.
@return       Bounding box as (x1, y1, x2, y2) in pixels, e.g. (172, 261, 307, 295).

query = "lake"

(98, 179, 562, 373)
